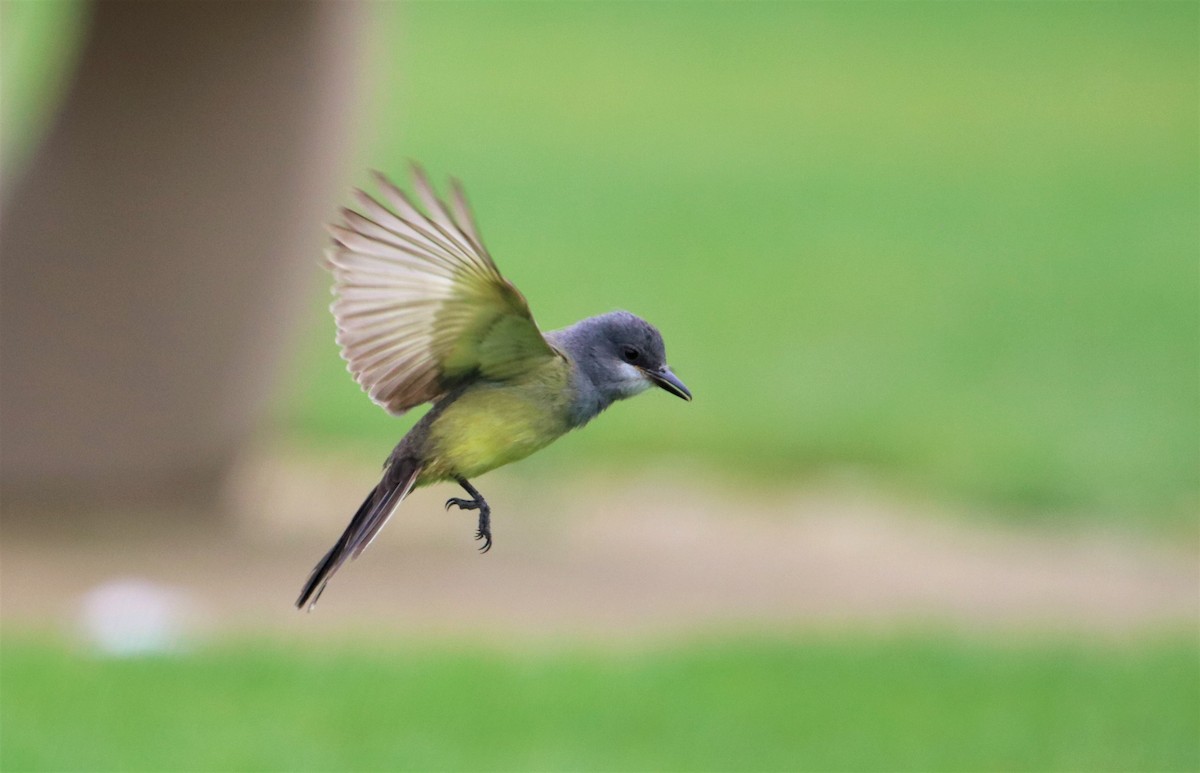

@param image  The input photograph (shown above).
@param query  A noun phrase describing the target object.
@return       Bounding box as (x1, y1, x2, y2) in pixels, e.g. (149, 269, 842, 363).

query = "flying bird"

(296, 166, 691, 610)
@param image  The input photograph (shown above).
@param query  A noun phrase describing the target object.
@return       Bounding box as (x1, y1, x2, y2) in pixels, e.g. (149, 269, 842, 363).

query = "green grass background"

(2, 4, 1197, 771)
(5, 2, 1193, 518)
(3, 634, 1197, 772)
(273, 1, 1199, 521)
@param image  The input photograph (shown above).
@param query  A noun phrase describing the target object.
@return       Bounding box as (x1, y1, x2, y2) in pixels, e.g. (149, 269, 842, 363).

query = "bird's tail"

(296, 457, 422, 611)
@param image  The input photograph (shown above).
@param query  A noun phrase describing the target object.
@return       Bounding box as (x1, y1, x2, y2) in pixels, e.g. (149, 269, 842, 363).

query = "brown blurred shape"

(0, 1, 366, 513)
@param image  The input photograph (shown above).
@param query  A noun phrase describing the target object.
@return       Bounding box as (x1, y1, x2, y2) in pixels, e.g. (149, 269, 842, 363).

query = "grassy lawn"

(2, 634, 1197, 772)
(3, 10, 1194, 772)
(271, 2, 1198, 522)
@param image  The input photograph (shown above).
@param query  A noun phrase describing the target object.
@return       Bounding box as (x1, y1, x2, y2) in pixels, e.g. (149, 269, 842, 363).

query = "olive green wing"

(327, 165, 558, 416)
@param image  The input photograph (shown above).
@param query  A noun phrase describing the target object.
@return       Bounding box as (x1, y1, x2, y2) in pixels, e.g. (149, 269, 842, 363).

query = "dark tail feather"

(296, 458, 421, 611)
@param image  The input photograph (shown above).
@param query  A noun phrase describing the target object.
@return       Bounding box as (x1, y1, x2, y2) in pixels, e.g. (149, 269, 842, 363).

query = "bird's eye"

(621, 346, 640, 363)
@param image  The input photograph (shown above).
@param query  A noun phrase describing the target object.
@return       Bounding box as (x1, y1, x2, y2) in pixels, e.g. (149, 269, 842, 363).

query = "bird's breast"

(420, 360, 575, 482)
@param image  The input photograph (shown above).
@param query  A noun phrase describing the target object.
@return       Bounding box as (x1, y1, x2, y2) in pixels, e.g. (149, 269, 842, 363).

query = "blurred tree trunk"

(0, 1, 366, 516)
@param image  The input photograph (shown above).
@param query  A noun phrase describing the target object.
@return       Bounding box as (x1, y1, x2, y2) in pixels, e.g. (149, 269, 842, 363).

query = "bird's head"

(557, 310, 692, 403)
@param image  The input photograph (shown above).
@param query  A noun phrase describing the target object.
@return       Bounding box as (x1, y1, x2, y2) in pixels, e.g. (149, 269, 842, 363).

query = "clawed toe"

(450, 479, 492, 554)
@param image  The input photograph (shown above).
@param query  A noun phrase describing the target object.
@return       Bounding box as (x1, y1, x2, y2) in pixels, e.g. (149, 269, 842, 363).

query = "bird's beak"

(644, 366, 692, 401)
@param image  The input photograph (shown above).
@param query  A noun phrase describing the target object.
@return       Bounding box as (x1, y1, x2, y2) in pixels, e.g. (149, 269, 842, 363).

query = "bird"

(295, 165, 691, 610)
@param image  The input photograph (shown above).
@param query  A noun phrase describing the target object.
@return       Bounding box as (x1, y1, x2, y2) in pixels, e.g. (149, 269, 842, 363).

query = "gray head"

(547, 310, 691, 425)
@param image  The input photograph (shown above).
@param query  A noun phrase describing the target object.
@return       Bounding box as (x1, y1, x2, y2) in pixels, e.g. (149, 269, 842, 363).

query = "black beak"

(644, 366, 692, 401)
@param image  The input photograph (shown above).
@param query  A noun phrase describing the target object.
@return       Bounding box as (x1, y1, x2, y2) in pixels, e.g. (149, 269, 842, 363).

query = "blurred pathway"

(2, 453, 1196, 642)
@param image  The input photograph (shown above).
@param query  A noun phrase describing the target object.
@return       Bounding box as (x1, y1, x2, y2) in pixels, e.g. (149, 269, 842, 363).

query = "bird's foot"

(450, 477, 492, 554)
(475, 524, 492, 553)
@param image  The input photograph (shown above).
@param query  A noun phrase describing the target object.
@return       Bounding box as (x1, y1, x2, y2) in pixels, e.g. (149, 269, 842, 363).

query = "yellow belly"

(419, 360, 573, 483)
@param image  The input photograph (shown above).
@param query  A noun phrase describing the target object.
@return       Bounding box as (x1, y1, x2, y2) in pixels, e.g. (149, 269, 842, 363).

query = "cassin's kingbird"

(296, 166, 690, 610)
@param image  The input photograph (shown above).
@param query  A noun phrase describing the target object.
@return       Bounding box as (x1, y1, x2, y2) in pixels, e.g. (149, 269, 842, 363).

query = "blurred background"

(2, 1, 1197, 770)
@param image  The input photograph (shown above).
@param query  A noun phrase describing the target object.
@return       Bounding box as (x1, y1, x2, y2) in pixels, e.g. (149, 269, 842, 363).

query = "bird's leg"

(445, 477, 492, 553)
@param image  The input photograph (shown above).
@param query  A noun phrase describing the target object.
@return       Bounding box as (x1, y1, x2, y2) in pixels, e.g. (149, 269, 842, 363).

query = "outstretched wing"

(328, 165, 558, 415)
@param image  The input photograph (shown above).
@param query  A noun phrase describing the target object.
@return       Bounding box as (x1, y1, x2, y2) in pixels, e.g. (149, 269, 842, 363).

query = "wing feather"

(330, 165, 558, 415)
(448, 178, 487, 256)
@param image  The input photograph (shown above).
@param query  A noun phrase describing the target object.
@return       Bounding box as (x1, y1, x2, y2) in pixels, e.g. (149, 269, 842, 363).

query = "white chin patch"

(615, 362, 653, 397)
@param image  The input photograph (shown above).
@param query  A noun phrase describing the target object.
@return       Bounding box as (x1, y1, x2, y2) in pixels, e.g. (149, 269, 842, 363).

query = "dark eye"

(621, 346, 640, 363)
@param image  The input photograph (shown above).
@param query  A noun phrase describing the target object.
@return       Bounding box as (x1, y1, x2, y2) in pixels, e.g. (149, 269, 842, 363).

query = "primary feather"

(327, 165, 558, 416)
